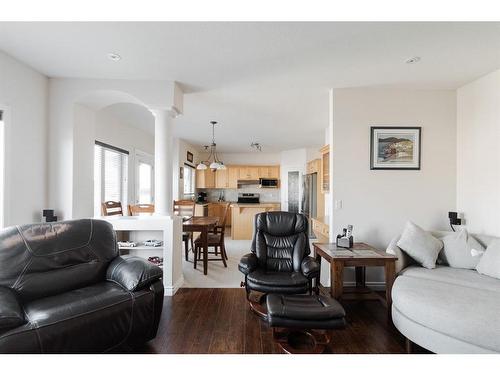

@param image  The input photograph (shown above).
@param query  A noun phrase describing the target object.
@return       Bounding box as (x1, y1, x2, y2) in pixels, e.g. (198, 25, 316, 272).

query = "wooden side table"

(313, 243, 398, 309)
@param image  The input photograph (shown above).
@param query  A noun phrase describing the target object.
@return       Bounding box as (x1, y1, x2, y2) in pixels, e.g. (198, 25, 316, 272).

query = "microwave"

(259, 178, 279, 188)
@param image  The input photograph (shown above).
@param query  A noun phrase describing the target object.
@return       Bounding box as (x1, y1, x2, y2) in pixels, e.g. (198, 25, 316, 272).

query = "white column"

(151, 109, 174, 216)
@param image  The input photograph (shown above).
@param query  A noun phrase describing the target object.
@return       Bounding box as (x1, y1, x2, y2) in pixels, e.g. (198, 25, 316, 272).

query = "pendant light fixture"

(196, 121, 226, 171)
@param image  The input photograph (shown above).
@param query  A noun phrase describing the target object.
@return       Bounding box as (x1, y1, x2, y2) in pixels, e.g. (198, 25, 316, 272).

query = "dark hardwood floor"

(126, 288, 413, 354)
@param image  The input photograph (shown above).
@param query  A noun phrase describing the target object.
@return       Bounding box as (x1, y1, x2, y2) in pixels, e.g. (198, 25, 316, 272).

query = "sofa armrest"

(0, 286, 25, 331)
(238, 253, 258, 275)
(301, 256, 320, 279)
(386, 235, 415, 274)
(107, 255, 163, 292)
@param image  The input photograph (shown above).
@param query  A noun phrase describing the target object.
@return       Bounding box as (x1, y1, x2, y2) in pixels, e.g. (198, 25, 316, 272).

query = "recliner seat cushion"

(393, 266, 500, 352)
(247, 270, 308, 287)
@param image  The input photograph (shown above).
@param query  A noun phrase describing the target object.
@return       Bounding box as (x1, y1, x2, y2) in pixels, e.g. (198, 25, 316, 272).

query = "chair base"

(246, 290, 268, 321)
(272, 328, 331, 354)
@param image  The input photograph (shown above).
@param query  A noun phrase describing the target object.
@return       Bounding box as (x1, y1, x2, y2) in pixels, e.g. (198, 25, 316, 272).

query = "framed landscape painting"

(370, 127, 421, 170)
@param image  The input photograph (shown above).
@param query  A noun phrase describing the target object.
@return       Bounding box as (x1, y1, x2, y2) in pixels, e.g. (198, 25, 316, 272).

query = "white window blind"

(183, 164, 195, 198)
(94, 141, 128, 216)
(0, 110, 4, 227)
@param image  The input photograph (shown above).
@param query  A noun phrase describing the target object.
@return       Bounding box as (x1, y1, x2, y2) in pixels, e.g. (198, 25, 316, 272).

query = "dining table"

(182, 216, 219, 275)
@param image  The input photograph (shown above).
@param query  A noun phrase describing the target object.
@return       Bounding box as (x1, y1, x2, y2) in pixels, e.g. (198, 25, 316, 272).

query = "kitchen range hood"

(237, 179, 260, 187)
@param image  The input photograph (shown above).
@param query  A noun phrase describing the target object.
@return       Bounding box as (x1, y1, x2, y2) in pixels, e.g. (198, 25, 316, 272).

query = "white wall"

(332, 88, 457, 284)
(71, 105, 156, 218)
(48, 78, 179, 220)
(174, 138, 200, 199)
(457, 69, 500, 236)
(0, 51, 48, 226)
(218, 152, 281, 165)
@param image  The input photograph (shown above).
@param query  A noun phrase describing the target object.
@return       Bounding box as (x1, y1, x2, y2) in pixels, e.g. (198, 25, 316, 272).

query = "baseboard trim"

(164, 276, 184, 296)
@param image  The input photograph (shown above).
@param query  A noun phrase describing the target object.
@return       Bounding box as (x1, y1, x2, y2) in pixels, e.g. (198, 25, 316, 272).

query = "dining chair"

(194, 202, 230, 269)
(101, 201, 124, 216)
(173, 200, 196, 261)
(128, 203, 155, 216)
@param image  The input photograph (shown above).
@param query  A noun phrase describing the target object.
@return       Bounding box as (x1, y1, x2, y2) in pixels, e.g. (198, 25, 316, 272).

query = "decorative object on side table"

(370, 126, 421, 170)
(42, 209, 57, 222)
(336, 224, 354, 248)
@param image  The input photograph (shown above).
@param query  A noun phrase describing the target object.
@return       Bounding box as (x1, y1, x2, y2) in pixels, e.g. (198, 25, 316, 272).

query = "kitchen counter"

(231, 202, 281, 240)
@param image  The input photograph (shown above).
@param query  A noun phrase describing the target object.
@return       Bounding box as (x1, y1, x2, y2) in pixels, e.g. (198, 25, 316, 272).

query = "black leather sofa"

(239, 211, 320, 297)
(0, 219, 164, 353)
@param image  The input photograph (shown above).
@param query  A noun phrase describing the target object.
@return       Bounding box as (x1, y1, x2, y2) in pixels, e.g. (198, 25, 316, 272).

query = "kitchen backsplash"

(200, 188, 280, 203)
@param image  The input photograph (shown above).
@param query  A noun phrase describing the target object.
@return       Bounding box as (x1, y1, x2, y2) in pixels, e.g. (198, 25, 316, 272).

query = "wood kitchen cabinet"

(196, 169, 216, 189)
(320, 144, 330, 193)
(215, 166, 238, 188)
(259, 166, 280, 179)
(306, 159, 321, 174)
(227, 167, 238, 188)
(238, 166, 260, 180)
(215, 168, 228, 188)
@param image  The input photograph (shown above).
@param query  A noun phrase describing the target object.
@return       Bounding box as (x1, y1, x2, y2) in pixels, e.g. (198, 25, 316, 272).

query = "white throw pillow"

(397, 221, 443, 269)
(476, 240, 500, 279)
(440, 229, 485, 269)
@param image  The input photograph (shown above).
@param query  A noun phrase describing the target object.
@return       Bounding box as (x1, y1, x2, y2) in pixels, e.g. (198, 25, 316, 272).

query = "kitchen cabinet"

(311, 217, 329, 242)
(196, 169, 216, 189)
(215, 168, 228, 188)
(306, 159, 321, 174)
(215, 166, 238, 188)
(259, 166, 280, 179)
(228, 167, 238, 188)
(320, 145, 330, 193)
(238, 166, 260, 180)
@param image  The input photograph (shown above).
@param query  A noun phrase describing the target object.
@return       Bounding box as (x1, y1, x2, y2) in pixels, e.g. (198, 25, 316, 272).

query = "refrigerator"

(301, 173, 317, 238)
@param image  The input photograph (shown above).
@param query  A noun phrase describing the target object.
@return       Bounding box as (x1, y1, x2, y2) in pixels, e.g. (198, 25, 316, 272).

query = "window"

(0, 110, 4, 227)
(135, 151, 154, 204)
(183, 164, 195, 199)
(94, 141, 128, 216)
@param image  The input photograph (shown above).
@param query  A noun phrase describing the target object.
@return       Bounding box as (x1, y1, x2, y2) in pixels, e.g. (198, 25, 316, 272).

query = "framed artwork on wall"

(187, 151, 194, 163)
(370, 127, 421, 170)
(179, 166, 184, 179)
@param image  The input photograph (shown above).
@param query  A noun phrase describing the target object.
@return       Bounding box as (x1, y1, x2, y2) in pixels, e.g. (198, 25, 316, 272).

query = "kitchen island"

(231, 202, 281, 240)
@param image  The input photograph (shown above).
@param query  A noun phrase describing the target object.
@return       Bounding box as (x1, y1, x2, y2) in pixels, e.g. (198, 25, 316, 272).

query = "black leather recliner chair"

(238, 211, 320, 308)
(0, 219, 164, 353)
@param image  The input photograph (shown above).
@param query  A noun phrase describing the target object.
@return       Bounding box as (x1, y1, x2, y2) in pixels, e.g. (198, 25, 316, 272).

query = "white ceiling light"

(196, 121, 226, 171)
(107, 52, 122, 61)
(405, 56, 421, 64)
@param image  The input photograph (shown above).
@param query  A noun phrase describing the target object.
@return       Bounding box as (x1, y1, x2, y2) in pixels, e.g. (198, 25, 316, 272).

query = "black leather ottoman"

(267, 294, 346, 353)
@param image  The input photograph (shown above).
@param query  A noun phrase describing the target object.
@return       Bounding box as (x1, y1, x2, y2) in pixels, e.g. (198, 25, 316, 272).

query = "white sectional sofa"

(387, 231, 500, 354)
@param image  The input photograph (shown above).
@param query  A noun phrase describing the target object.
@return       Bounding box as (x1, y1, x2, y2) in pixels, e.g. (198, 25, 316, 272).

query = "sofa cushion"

(393, 267, 500, 352)
(247, 270, 308, 287)
(397, 221, 443, 269)
(440, 229, 485, 269)
(476, 240, 500, 280)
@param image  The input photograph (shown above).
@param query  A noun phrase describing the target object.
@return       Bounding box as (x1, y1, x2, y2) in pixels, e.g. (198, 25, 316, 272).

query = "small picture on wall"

(179, 167, 184, 179)
(370, 127, 421, 170)
(187, 151, 194, 163)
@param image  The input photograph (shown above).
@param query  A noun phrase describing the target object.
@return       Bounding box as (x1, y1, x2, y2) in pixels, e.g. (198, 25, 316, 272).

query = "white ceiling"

(1, 22, 499, 152)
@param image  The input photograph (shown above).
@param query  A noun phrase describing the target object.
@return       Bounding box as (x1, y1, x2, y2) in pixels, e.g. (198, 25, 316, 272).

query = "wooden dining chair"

(173, 200, 196, 261)
(194, 203, 230, 269)
(101, 201, 124, 216)
(128, 203, 155, 216)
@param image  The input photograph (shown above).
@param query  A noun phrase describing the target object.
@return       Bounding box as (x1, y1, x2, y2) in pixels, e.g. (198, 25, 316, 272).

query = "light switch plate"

(334, 200, 343, 210)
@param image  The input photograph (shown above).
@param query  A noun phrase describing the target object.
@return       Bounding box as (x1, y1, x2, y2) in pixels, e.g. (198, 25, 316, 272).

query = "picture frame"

(370, 127, 421, 170)
(179, 166, 184, 179)
(187, 151, 194, 163)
